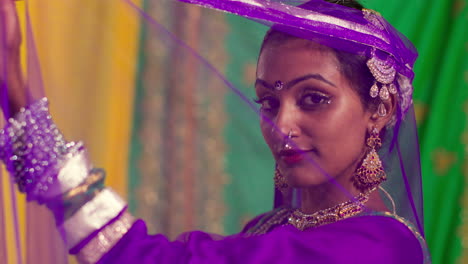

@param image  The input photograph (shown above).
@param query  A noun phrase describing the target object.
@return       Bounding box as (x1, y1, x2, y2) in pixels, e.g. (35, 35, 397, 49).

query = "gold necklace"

(288, 192, 370, 231)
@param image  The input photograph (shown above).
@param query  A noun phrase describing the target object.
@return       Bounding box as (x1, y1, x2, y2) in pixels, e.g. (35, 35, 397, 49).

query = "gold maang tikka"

(367, 49, 398, 117)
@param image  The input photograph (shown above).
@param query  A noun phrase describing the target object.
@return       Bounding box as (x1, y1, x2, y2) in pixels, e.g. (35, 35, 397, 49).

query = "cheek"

(305, 101, 368, 170)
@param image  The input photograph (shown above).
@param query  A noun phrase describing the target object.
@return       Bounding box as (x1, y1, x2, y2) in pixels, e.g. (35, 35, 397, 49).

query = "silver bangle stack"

(0, 98, 134, 260)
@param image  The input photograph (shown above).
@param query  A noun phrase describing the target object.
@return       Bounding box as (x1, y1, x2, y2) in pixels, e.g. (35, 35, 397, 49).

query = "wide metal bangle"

(76, 211, 135, 264)
(58, 188, 127, 250)
(52, 149, 93, 197)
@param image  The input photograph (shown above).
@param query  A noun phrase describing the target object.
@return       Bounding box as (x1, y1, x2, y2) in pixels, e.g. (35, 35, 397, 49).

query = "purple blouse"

(97, 214, 427, 263)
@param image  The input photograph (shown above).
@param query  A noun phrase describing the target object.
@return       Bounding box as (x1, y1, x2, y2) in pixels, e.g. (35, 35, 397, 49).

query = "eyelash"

(299, 92, 332, 107)
(254, 96, 279, 112)
(253, 91, 331, 112)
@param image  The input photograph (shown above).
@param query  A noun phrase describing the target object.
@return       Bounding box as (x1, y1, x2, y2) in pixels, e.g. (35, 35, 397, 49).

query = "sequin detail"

(0, 98, 82, 201)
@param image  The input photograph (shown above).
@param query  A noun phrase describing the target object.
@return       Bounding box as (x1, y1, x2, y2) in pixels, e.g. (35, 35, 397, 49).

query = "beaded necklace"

(288, 192, 369, 231)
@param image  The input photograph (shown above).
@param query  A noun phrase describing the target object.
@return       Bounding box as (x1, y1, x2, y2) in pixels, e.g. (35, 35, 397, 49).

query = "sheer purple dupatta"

(175, 0, 424, 235)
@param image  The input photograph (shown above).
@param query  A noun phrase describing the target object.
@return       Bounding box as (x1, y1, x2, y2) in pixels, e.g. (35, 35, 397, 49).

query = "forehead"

(257, 39, 340, 82)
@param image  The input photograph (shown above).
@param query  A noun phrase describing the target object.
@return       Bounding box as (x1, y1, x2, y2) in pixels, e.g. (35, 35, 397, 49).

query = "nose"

(271, 100, 299, 140)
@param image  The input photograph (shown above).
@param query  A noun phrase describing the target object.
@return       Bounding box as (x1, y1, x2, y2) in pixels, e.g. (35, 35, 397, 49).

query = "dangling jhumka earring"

(274, 164, 288, 192)
(352, 127, 387, 193)
(367, 49, 398, 117)
(274, 130, 293, 192)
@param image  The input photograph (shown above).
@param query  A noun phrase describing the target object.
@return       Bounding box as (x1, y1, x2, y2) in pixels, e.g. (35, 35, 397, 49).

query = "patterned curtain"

(128, 0, 228, 238)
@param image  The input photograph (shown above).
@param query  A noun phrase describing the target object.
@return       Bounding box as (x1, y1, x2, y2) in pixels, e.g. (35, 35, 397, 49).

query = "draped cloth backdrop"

(1, 0, 141, 263)
(0, 0, 467, 264)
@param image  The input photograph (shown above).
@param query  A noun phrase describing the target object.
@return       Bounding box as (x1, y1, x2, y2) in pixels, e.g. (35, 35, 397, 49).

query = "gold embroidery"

(245, 209, 430, 263)
(244, 208, 291, 236)
(298, 11, 389, 44)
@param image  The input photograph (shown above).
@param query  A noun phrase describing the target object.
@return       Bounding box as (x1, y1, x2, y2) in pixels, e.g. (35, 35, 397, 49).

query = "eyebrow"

(255, 73, 336, 90)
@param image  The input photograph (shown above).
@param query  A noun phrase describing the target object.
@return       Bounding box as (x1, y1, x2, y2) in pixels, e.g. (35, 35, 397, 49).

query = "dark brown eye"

(299, 92, 331, 108)
(254, 96, 279, 112)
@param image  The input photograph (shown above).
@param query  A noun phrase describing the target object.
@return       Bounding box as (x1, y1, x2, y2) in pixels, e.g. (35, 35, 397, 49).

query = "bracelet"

(76, 211, 135, 264)
(47, 168, 106, 224)
(58, 188, 127, 250)
(0, 98, 82, 202)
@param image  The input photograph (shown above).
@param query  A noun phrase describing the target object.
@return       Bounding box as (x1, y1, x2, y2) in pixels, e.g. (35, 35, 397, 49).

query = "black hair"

(325, 0, 364, 10)
(258, 0, 378, 110)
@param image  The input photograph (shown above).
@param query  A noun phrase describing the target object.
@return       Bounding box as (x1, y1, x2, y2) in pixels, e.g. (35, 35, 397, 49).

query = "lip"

(279, 149, 312, 164)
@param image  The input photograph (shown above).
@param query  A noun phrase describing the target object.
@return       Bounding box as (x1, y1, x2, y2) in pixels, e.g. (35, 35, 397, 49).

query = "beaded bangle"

(0, 98, 82, 202)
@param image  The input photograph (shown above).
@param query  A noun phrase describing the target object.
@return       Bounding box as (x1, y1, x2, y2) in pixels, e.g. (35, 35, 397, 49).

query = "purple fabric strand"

(0, 9, 23, 264)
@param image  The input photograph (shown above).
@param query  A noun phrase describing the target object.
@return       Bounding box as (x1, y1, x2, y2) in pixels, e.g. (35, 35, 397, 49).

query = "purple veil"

(175, 0, 424, 233)
(0, 0, 428, 263)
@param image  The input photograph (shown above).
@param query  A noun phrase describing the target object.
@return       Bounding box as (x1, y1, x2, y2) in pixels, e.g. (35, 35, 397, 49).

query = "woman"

(0, 0, 430, 263)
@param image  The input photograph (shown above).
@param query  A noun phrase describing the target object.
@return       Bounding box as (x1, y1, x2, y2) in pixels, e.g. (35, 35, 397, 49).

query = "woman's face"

(256, 39, 373, 187)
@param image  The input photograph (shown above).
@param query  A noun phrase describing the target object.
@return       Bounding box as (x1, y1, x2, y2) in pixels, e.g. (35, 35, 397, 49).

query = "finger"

(0, 0, 21, 50)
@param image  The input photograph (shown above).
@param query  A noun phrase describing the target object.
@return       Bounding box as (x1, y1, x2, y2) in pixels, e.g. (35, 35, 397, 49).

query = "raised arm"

(0, 0, 27, 116)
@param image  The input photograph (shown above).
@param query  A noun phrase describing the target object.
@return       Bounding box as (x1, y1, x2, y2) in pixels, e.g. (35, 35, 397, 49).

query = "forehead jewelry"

(274, 80, 284, 91)
(367, 49, 398, 117)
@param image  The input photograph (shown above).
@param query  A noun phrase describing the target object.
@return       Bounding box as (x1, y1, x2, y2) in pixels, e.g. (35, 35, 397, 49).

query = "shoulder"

(241, 208, 290, 235)
(305, 213, 430, 263)
(242, 210, 429, 263)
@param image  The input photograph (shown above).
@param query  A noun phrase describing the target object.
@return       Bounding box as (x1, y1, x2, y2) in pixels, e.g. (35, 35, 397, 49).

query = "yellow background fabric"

(1, 0, 141, 263)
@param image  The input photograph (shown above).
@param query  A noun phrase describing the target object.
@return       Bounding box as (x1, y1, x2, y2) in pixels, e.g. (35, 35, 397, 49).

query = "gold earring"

(274, 164, 288, 192)
(352, 128, 386, 193)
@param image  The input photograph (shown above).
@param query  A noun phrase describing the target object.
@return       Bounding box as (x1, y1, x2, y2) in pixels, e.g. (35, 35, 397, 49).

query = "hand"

(0, 0, 26, 118)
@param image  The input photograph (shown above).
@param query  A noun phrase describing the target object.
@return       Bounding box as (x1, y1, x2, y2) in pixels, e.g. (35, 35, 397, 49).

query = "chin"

(284, 165, 333, 187)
